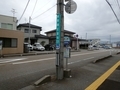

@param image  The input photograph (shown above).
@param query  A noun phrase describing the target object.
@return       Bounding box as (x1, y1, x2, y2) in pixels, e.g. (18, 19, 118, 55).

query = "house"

(45, 29, 87, 49)
(0, 14, 24, 55)
(17, 23, 49, 45)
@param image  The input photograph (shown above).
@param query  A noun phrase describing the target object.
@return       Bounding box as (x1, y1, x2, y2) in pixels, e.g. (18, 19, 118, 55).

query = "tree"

(41, 41, 45, 46)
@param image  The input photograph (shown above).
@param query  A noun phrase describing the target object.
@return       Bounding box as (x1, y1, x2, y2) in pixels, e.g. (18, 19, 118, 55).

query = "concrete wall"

(17, 27, 41, 38)
(0, 28, 24, 54)
(37, 38, 49, 46)
(0, 15, 17, 30)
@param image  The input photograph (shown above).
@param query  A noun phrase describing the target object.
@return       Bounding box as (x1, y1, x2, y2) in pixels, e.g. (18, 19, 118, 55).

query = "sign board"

(65, 0, 77, 14)
(0, 41, 2, 50)
(64, 36, 70, 46)
(64, 36, 70, 41)
(56, 14, 61, 49)
(64, 47, 70, 58)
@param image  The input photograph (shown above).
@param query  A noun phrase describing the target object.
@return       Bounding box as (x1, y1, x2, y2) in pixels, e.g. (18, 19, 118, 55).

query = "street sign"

(64, 36, 70, 41)
(64, 36, 70, 46)
(56, 14, 61, 49)
(65, 0, 77, 14)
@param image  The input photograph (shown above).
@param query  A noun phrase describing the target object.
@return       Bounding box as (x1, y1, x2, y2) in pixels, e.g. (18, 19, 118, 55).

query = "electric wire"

(32, 4, 56, 20)
(18, 0, 31, 22)
(116, 0, 120, 10)
(34, 0, 53, 14)
(31, 0, 38, 17)
(106, 0, 120, 24)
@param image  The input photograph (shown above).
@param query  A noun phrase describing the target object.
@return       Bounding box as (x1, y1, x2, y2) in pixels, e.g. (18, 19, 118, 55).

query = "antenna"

(11, 9, 17, 22)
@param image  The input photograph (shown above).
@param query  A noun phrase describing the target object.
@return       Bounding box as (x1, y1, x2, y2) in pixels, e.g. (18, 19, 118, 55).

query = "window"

(24, 29, 29, 33)
(1, 23, 13, 30)
(0, 38, 17, 48)
(32, 30, 37, 33)
(11, 39, 17, 47)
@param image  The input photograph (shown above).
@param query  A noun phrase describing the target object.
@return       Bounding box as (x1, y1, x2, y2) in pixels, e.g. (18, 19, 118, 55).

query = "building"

(0, 14, 24, 55)
(17, 23, 49, 45)
(45, 29, 87, 49)
(0, 14, 17, 30)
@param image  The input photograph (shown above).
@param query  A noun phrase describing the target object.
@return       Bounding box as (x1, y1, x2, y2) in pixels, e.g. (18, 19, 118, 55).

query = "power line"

(116, 0, 120, 10)
(31, 0, 38, 17)
(106, 0, 120, 24)
(18, 0, 30, 22)
(33, 10, 55, 22)
(34, 0, 53, 14)
(32, 4, 56, 20)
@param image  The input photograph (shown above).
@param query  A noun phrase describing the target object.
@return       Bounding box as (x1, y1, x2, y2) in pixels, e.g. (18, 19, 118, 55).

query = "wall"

(0, 15, 17, 30)
(18, 27, 40, 38)
(37, 38, 49, 46)
(0, 28, 24, 54)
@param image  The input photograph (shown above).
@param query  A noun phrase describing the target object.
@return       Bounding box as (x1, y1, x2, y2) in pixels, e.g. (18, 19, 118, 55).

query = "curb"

(1, 50, 80, 58)
(34, 75, 51, 86)
(93, 55, 112, 63)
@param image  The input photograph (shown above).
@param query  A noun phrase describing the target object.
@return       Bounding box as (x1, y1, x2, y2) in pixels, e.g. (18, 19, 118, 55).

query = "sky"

(0, 0, 120, 42)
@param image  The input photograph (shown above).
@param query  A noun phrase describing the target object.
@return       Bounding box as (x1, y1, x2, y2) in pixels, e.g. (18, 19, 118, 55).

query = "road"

(0, 49, 119, 90)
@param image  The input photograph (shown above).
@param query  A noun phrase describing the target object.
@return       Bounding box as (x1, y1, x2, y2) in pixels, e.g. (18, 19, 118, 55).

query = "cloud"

(0, 0, 120, 42)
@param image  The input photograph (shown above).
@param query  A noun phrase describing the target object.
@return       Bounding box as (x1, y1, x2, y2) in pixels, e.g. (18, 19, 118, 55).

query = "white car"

(27, 44, 33, 51)
(33, 43, 45, 51)
(24, 43, 33, 51)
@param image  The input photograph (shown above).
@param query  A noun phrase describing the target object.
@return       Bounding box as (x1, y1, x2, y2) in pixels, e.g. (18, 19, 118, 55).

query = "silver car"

(33, 43, 45, 51)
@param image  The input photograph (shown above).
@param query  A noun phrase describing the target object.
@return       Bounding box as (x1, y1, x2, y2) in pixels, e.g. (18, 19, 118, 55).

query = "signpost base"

(64, 69, 71, 78)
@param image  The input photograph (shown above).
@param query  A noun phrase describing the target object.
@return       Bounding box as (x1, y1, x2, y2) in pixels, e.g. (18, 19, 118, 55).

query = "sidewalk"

(19, 54, 120, 90)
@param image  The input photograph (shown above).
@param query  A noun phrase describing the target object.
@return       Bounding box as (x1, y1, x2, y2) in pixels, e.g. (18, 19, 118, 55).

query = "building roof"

(45, 29, 75, 34)
(17, 23, 42, 31)
(35, 34, 49, 39)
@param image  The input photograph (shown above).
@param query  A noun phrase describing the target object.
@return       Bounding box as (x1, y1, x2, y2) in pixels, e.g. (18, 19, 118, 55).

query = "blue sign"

(64, 36, 70, 41)
(56, 14, 61, 49)
(64, 37, 70, 46)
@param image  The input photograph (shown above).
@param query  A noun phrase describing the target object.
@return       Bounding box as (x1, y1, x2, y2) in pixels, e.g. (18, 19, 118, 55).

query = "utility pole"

(56, 0, 64, 80)
(28, 17, 31, 44)
(110, 35, 111, 45)
(86, 33, 87, 49)
(109, 35, 112, 55)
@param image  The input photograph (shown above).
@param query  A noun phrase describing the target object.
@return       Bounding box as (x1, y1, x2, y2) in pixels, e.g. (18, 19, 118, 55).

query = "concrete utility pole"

(86, 33, 87, 49)
(28, 17, 31, 44)
(56, 0, 64, 80)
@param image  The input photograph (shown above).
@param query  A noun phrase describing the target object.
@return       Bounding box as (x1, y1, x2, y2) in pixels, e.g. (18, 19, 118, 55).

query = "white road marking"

(13, 50, 108, 65)
(71, 50, 108, 57)
(0, 58, 27, 63)
(1, 50, 109, 65)
(68, 57, 94, 65)
(83, 57, 94, 61)
(12, 57, 55, 65)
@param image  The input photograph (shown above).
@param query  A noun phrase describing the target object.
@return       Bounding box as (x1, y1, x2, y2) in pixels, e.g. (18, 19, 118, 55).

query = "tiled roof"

(17, 23, 42, 31)
(45, 29, 75, 34)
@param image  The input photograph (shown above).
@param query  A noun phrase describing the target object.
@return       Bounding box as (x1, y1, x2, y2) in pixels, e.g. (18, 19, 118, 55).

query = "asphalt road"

(0, 49, 119, 90)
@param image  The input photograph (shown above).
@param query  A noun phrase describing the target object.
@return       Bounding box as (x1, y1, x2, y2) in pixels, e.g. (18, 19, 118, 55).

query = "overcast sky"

(0, 0, 120, 42)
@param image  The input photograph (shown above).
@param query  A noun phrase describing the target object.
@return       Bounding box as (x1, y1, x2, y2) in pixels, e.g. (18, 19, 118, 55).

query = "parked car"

(44, 44, 54, 51)
(104, 46, 111, 49)
(24, 43, 33, 51)
(33, 43, 45, 51)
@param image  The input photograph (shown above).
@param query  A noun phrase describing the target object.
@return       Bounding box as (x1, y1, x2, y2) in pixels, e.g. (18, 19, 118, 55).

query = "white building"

(0, 14, 17, 30)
